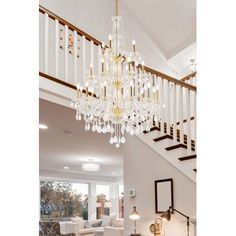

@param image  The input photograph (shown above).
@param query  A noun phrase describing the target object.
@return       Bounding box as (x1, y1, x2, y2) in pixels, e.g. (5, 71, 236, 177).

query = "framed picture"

(155, 178, 174, 213)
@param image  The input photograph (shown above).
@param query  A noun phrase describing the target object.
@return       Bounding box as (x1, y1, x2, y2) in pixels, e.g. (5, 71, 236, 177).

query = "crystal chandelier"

(71, 0, 160, 147)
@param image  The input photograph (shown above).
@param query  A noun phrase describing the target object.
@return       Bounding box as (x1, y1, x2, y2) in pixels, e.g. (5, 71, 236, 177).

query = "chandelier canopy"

(71, 0, 161, 147)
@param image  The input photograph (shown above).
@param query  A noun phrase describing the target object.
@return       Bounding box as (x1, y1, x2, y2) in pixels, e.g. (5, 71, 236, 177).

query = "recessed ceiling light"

(64, 166, 69, 170)
(112, 172, 116, 175)
(39, 124, 48, 129)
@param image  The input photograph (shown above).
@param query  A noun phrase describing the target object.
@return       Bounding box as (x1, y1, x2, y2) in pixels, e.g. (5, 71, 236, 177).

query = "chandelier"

(71, 0, 160, 147)
(82, 159, 100, 172)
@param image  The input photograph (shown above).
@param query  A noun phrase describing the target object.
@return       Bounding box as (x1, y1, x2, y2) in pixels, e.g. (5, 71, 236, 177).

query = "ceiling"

(121, 0, 196, 59)
(168, 42, 196, 77)
(39, 99, 123, 178)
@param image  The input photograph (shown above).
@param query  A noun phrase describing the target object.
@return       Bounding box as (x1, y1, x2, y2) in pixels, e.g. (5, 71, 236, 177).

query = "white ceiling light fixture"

(39, 124, 48, 129)
(188, 59, 196, 72)
(71, 0, 161, 148)
(82, 159, 101, 172)
(64, 166, 70, 170)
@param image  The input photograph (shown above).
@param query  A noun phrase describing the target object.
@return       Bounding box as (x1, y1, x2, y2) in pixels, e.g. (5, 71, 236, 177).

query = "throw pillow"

(84, 220, 91, 228)
(111, 218, 124, 227)
(101, 215, 112, 227)
(71, 216, 83, 222)
(91, 221, 102, 228)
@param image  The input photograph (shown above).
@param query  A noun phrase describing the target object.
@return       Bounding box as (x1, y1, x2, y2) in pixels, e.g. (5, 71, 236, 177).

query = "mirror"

(155, 178, 174, 213)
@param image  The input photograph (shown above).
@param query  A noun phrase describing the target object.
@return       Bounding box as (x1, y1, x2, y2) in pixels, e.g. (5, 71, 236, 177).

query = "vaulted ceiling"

(121, 0, 196, 59)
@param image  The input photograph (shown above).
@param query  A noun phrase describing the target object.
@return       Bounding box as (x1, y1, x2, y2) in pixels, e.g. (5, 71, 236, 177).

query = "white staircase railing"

(39, 5, 197, 153)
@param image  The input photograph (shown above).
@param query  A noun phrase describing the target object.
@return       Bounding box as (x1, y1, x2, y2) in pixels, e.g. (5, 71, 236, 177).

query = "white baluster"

(162, 78, 166, 133)
(159, 77, 164, 134)
(44, 13, 49, 73)
(193, 76, 197, 86)
(82, 35, 86, 87)
(54, 19, 59, 78)
(172, 84, 177, 142)
(166, 81, 170, 135)
(178, 86, 184, 143)
(64, 25, 68, 82)
(186, 88, 191, 152)
(90, 40, 94, 66)
(193, 91, 197, 149)
(73, 30, 78, 85)
(98, 45, 101, 96)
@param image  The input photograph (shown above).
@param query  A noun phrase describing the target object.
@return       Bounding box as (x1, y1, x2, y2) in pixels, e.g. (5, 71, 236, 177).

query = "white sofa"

(60, 217, 124, 236)
(104, 226, 123, 236)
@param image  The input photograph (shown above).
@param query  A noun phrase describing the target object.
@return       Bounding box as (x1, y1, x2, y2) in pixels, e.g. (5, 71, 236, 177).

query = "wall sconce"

(160, 206, 190, 236)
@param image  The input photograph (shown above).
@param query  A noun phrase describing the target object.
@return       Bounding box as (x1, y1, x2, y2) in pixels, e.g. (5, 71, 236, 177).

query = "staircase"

(39, 5, 197, 183)
(137, 120, 196, 182)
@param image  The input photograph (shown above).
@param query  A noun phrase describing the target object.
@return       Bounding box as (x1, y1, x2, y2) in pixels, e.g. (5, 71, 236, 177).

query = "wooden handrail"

(181, 71, 197, 82)
(143, 65, 196, 91)
(39, 72, 97, 98)
(39, 5, 102, 46)
(39, 5, 197, 92)
(39, 72, 77, 90)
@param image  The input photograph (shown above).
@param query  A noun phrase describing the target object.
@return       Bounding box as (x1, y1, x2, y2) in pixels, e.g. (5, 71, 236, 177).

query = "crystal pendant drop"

(121, 136, 126, 143)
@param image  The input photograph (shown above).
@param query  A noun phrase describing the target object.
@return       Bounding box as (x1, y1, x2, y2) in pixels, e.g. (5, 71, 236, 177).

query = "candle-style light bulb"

(109, 34, 112, 48)
(142, 60, 145, 71)
(90, 63, 93, 76)
(132, 39, 136, 53)
(102, 42, 105, 54)
(101, 58, 105, 73)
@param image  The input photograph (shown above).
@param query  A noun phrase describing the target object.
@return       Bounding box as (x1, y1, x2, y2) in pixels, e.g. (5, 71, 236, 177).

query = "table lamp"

(129, 206, 141, 236)
(160, 206, 190, 236)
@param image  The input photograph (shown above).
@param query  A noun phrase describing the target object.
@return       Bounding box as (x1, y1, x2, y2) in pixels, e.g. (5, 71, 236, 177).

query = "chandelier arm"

(115, 0, 118, 16)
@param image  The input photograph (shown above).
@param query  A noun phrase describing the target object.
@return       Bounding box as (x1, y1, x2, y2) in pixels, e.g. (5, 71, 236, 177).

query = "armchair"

(40, 221, 76, 236)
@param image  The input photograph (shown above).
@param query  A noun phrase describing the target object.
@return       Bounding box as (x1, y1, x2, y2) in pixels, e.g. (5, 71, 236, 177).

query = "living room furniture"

(40, 221, 76, 236)
(58, 216, 124, 236)
(104, 226, 123, 236)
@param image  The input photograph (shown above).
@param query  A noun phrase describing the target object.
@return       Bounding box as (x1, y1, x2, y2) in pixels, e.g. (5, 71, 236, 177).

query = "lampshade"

(104, 201, 112, 208)
(129, 206, 140, 220)
(160, 209, 171, 221)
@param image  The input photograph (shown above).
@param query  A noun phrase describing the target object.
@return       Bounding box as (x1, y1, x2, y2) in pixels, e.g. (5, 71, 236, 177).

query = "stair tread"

(165, 143, 195, 152)
(143, 126, 160, 134)
(153, 135, 173, 142)
(179, 154, 197, 161)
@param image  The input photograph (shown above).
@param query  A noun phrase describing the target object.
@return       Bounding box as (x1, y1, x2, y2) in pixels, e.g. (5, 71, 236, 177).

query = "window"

(40, 181, 88, 220)
(118, 185, 124, 218)
(96, 184, 110, 219)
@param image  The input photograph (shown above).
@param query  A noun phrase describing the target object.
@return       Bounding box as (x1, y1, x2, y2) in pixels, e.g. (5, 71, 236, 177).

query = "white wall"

(123, 135, 196, 236)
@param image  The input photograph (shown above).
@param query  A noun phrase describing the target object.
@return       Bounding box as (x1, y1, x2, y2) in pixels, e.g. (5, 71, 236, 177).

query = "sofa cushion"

(71, 216, 83, 222)
(101, 215, 113, 227)
(111, 218, 124, 227)
(78, 228, 95, 235)
(91, 221, 102, 228)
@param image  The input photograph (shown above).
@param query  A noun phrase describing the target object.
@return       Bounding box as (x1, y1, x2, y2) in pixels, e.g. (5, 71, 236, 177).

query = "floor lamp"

(160, 206, 190, 236)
